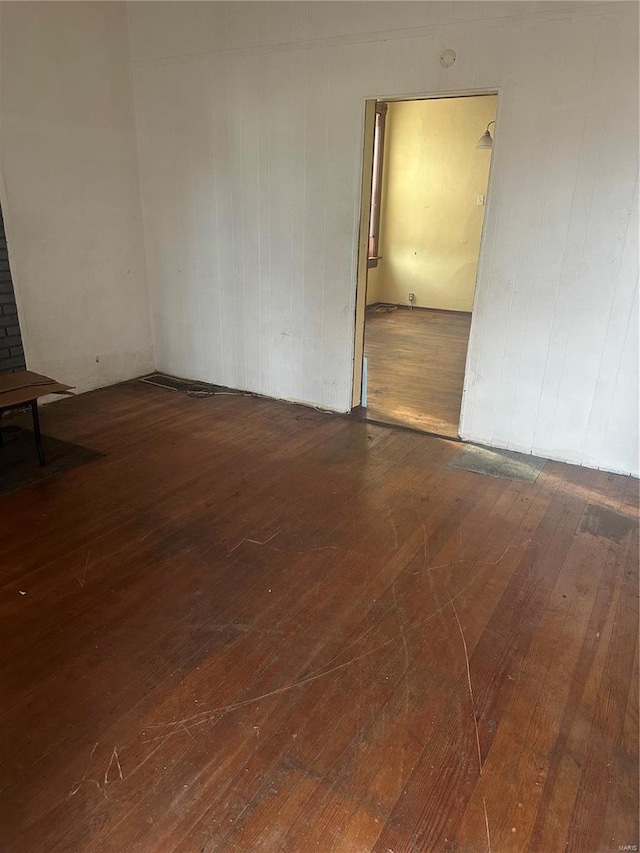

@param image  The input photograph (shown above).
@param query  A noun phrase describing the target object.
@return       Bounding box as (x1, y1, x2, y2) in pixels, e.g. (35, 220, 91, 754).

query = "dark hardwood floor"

(364, 307, 472, 438)
(0, 381, 638, 852)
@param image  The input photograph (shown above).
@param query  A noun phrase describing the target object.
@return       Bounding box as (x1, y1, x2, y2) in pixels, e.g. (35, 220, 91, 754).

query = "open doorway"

(354, 93, 497, 438)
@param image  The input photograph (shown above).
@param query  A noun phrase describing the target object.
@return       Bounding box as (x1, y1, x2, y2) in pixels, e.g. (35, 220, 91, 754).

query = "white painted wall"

(0, 2, 154, 393)
(128, 1, 639, 476)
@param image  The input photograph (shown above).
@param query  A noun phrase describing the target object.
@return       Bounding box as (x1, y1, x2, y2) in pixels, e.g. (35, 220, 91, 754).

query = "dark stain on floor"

(580, 504, 636, 543)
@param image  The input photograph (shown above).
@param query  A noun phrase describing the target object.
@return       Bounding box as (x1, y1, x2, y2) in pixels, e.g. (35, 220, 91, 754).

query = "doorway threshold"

(349, 407, 462, 443)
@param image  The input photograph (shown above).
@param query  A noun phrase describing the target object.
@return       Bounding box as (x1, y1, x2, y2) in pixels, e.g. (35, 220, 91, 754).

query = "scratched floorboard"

(0, 381, 637, 853)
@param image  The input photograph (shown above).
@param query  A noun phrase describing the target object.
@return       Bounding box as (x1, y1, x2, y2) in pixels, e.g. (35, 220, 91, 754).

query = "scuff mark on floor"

(450, 600, 483, 776)
(77, 549, 91, 588)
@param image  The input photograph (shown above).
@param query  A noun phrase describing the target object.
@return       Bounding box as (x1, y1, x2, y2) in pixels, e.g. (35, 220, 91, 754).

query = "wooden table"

(0, 371, 72, 465)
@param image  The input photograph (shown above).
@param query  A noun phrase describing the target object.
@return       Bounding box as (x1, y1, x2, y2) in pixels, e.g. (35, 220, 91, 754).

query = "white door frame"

(351, 87, 502, 429)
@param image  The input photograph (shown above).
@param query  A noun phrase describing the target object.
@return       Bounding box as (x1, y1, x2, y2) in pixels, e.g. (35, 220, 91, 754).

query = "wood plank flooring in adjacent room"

(0, 381, 638, 852)
(364, 306, 472, 438)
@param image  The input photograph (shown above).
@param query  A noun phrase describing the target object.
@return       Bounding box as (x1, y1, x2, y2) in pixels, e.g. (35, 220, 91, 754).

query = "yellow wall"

(367, 95, 497, 311)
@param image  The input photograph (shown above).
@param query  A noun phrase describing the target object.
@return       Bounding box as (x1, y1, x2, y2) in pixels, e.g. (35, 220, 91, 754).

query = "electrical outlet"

(408, 292, 415, 303)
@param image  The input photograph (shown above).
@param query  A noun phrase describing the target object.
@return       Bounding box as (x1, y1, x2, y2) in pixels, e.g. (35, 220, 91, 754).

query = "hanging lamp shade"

(476, 120, 496, 149)
(476, 129, 493, 149)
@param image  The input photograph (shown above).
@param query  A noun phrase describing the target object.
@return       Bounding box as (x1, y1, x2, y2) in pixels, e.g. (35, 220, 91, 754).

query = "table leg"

(30, 400, 46, 466)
